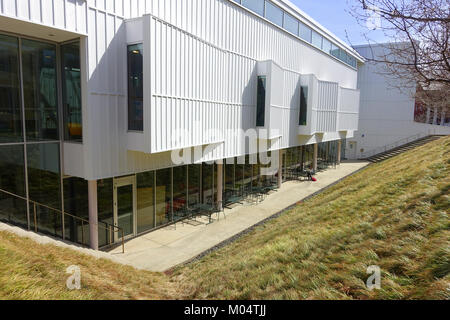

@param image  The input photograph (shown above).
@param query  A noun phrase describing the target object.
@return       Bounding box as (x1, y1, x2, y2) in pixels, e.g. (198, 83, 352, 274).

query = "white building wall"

(1, 0, 361, 180)
(347, 44, 450, 159)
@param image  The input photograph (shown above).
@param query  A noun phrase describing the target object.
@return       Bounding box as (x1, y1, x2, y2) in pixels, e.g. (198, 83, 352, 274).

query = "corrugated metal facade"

(1, 0, 361, 180)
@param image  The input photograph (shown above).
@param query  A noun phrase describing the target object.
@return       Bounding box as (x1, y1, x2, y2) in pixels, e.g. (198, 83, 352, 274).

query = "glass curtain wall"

(201, 163, 214, 205)
(22, 39, 58, 141)
(63, 176, 88, 245)
(97, 178, 113, 247)
(0, 145, 27, 227)
(224, 159, 235, 205)
(0, 34, 22, 143)
(61, 42, 82, 141)
(173, 166, 187, 220)
(156, 168, 171, 227)
(188, 164, 201, 207)
(27, 143, 62, 237)
(137, 171, 154, 233)
(0, 32, 86, 245)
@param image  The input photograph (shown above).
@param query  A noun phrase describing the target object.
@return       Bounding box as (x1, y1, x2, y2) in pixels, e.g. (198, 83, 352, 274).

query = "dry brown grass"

(173, 136, 450, 300)
(1, 136, 448, 300)
(0, 231, 172, 300)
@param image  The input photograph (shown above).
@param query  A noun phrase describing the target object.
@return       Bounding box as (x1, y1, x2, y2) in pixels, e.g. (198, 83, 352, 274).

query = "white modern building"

(0, 0, 362, 250)
(346, 43, 450, 160)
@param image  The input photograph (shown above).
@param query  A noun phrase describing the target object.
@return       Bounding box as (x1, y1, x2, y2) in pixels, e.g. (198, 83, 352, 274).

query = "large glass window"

(299, 22, 312, 43)
(27, 143, 62, 237)
(0, 145, 27, 228)
(0, 34, 22, 143)
(299, 86, 308, 126)
(63, 177, 88, 245)
(155, 168, 171, 227)
(98, 178, 113, 247)
(61, 42, 82, 142)
(256, 76, 266, 127)
(322, 38, 332, 55)
(224, 159, 235, 204)
(312, 31, 322, 49)
(173, 166, 187, 220)
(22, 39, 58, 141)
(127, 44, 143, 131)
(265, 1, 283, 27)
(283, 13, 299, 36)
(137, 171, 155, 233)
(188, 164, 201, 207)
(230, 0, 358, 68)
(201, 163, 214, 204)
(242, 0, 265, 16)
(331, 44, 340, 58)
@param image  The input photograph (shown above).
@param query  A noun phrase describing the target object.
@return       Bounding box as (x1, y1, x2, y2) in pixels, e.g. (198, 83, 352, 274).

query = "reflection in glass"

(137, 171, 154, 233)
(27, 143, 62, 237)
(127, 44, 143, 131)
(322, 38, 332, 55)
(117, 184, 134, 237)
(283, 13, 299, 36)
(331, 44, 340, 58)
(242, 0, 264, 16)
(0, 145, 27, 228)
(63, 177, 88, 245)
(22, 39, 58, 141)
(173, 166, 187, 220)
(98, 178, 113, 247)
(156, 168, 171, 227)
(224, 159, 235, 204)
(61, 41, 82, 142)
(312, 31, 322, 49)
(0, 34, 22, 143)
(244, 155, 253, 192)
(265, 1, 283, 27)
(235, 159, 244, 193)
(201, 164, 214, 204)
(252, 156, 260, 188)
(188, 164, 201, 207)
(299, 22, 312, 43)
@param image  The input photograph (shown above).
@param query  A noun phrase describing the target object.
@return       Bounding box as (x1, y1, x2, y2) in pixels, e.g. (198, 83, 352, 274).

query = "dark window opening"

(127, 44, 143, 131)
(299, 86, 308, 126)
(256, 76, 266, 127)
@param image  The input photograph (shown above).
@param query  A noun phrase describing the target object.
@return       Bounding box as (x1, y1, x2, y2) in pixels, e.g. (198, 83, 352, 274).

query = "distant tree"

(349, 0, 450, 114)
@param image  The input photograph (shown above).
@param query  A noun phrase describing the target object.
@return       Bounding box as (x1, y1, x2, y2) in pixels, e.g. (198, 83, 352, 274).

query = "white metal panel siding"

(0, 0, 88, 34)
(90, 0, 359, 179)
(338, 88, 360, 131)
(2, 0, 359, 180)
(316, 81, 339, 132)
(148, 16, 257, 157)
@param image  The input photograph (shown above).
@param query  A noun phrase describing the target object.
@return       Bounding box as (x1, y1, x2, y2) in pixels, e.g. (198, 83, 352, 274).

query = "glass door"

(114, 176, 137, 241)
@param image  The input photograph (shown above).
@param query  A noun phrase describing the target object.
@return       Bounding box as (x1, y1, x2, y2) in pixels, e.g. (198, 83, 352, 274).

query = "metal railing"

(359, 132, 431, 159)
(0, 188, 124, 253)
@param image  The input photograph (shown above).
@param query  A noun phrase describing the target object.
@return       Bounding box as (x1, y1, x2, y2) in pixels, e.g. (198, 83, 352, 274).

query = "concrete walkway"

(109, 160, 370, 272)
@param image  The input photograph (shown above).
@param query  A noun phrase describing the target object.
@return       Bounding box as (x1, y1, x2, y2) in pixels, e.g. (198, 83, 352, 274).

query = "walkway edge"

(167, 163, 372, 273)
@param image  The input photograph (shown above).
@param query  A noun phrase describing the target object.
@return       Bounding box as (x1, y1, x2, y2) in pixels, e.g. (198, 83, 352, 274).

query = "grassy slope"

(174, 136, 450, 300)
(0, 232, 172, 299)
(0, 137, 448, 300)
